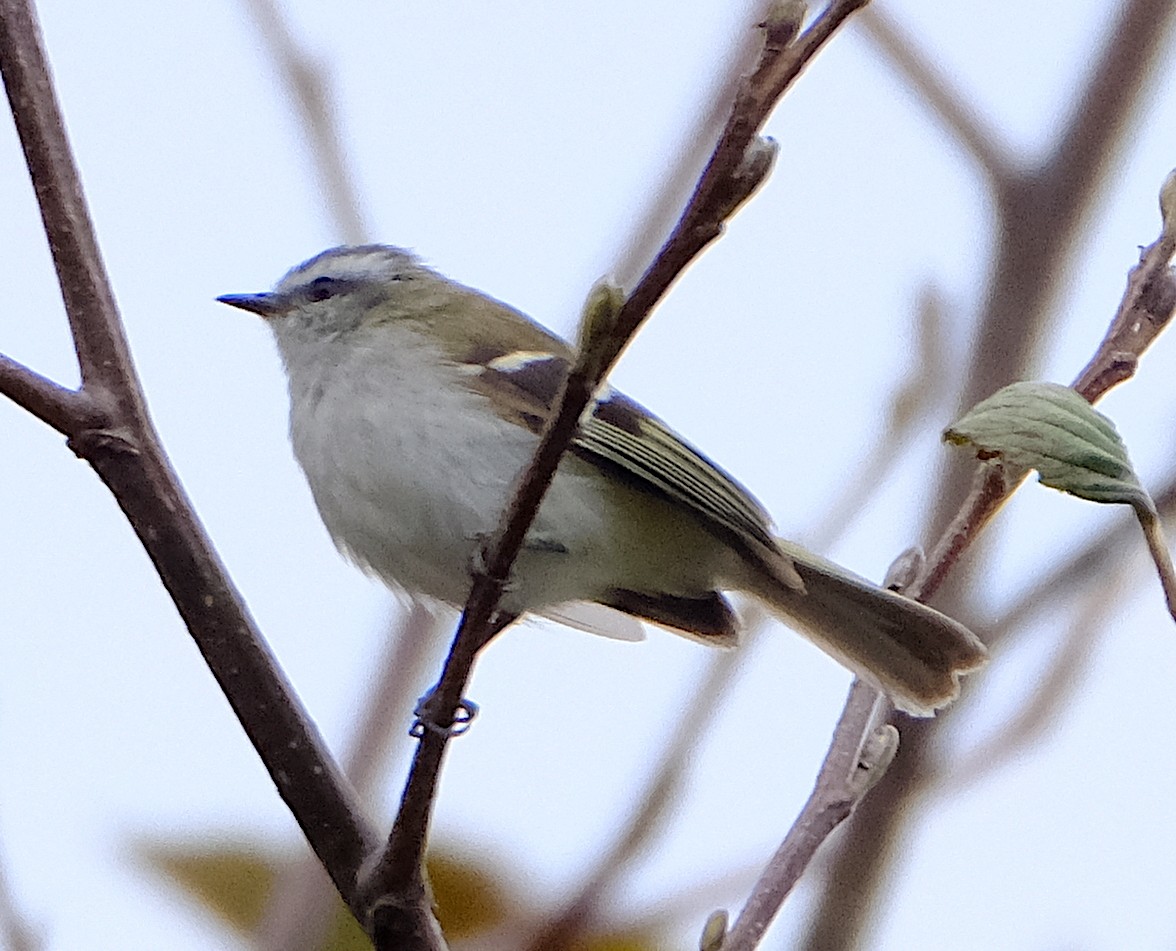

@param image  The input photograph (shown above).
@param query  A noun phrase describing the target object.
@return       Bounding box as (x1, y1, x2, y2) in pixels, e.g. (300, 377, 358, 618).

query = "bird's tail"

(752, 541, 988, 717)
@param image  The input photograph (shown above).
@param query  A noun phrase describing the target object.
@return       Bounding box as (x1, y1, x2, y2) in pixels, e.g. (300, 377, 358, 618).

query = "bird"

(218, 244, 986, 716)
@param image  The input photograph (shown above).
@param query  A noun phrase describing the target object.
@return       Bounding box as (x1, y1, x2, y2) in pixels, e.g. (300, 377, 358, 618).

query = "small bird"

(218, 245, 986, 716)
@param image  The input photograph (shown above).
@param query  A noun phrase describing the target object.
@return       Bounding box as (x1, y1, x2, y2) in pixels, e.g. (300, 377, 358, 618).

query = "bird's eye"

(306, 275, 341, 302)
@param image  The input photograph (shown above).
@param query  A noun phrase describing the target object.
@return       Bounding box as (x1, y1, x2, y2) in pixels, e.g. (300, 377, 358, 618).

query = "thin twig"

(859, 7, 1012, 185)
(0, 353, 97, 435)
(517, 272, 949, 950)
(514, 9, 798, 940)
(1, 0, 377, 919)
(805, 0, 1176, 922)
(0, 7, 139, 418)
(361, 2, 873, 943)
(520, 646, 746, 951)
(721, 680, 890, 951)
(804, 286, 951, 552)
(932, 578, 1117, 798)
(1071, 230, 1176, 400)
(239, 0, 370, 245)
(610, 0, 777, 288)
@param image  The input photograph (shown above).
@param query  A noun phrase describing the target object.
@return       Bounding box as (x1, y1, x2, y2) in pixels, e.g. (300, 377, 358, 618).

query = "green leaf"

(947, 381, 1176, 625)
(944, 381, 1152, 511)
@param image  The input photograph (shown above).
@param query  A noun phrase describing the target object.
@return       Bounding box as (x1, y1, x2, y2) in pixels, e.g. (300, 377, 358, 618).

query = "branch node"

(849, 725, 900, 796)
(65, 423, 142, 462)
(714, 136, 779, 222)
(758, 0, 808, 52)
(1159, 167, 1176, 238)
(1140, 265, 1176, 328)
(883, 546, 924, 591)
(700, 908, 729, 951)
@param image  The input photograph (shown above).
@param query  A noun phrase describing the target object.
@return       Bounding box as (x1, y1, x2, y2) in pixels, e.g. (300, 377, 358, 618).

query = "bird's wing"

(462, 343, 779, 560)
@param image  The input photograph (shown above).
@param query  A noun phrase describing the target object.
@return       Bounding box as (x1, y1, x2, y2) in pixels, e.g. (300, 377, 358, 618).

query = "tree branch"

(721, 680, 893, 950)
(521, 645, 746, 951)
(0, 353, 97, 435)
(358, 2, 874, 943)
(0, 0, 141, 416)
(609, 0, 778, 288)
(859, 7, 1012, 186)
(1, 0, 378, 921)
(806, 10, 1176, 939)
(239, 0, 371, 245)
(1071, 204, 1176, 399)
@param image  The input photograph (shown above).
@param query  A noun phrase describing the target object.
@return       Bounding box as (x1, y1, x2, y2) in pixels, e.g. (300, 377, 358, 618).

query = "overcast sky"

(3, 1, 1176, 949)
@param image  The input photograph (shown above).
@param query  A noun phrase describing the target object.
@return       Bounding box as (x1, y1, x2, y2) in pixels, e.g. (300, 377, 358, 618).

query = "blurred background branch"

(802, 3, 1176, 947)
(3, 0, 1176, 948)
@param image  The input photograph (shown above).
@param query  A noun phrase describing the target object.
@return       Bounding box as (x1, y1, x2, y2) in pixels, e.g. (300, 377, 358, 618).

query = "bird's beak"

(216, 292, 284, 319)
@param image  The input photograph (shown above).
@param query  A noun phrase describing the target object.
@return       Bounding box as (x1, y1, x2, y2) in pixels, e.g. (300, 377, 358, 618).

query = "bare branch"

(859, 7, 1012, 185)
(1, 0, 378, 920)
(0, 0, 141, 417)
(933, 579, 1116, 798)
(501, 26, 798, 940)
(1071, 221, 1176, 400)
(721, 680, 890, 951)
(904, 462, 1019, 603)
(0, 353, 97, 435)
(255, 602, 442, 951)
(610, 0, 778, 287)
(359, 3, 874, 943)
(521, 646, 746, 951)
(239, 0, 371, 245)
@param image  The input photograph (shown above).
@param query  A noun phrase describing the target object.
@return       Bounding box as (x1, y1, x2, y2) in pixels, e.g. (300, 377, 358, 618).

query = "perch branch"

(0, 0, 377, 920)
(360, 2, 874, 943)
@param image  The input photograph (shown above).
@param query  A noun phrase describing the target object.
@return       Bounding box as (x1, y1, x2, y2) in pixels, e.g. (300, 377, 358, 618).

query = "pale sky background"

(3, 1, 1176, 949)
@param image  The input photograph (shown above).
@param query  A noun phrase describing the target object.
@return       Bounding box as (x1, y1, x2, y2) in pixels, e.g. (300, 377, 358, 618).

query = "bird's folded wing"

(463, 345, 779, 560)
